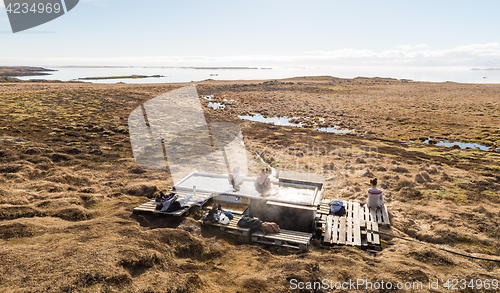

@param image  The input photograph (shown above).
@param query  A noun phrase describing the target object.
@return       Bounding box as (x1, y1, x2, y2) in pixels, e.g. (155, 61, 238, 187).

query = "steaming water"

(264, 185, 317, 205)
(175, 174, 316, 205)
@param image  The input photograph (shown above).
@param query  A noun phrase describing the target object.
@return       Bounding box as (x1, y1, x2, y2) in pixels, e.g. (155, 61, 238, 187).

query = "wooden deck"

(202, 207, 313, 249)
(251, 229, 313, 250)
(317, 200, 390, 247)
(133, 192, 213, 216)
(133, 194, 390, 250)
(318, 200, 390, 227)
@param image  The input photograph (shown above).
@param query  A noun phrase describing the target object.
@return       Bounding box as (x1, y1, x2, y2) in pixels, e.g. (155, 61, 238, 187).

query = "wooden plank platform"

(366, 220, 380, 245)
(319, 199, 390, 227)
(251, 229, 313, 250)
(203, 213, 251, 237)
(371, 205, 390, 227)
(319, 200, 384, 247)
(133, 192, 213, 216)
(324, 215, 333, 243)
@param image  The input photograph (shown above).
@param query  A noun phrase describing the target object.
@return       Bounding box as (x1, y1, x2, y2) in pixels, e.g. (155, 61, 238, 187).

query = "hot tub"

(174, 171, 324, 232)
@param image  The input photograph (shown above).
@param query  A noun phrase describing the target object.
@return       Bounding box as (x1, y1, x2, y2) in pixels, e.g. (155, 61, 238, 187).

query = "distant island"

(59, 65, 268, 70)
(182, 67, 259, 70)
(78, 74, 165, 80)
(0, 66, 56, 77)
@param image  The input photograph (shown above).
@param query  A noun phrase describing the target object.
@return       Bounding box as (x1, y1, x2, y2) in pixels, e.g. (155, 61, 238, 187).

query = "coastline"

(0, 66, 56, 77)
(78, 74, 165, 80)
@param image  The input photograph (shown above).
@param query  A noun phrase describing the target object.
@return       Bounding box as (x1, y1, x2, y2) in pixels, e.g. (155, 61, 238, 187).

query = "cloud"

(395, 44, 430, 50)
(2, 42, 500, 67)
(302, 42, 500, 66)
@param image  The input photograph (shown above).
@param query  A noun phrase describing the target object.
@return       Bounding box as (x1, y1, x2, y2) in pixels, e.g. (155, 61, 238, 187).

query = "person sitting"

(366, 178, 384, 209)
(255, 168, 271, 194)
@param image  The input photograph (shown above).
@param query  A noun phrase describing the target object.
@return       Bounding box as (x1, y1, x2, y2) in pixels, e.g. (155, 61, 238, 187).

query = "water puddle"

(238, 114, 302, 127)
(315, 127, 350, 134)
(410, 137, 496, 151)
(238, 113, 351, 134)
(202, 96, 235, 109)
(207, 102, 226, 110)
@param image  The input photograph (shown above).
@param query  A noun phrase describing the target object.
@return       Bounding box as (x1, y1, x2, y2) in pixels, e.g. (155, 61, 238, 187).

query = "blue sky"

(1, 0, 500, 67)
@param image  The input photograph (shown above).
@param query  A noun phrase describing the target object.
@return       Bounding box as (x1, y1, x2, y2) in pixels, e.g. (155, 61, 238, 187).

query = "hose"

(367, 229, 500, 263)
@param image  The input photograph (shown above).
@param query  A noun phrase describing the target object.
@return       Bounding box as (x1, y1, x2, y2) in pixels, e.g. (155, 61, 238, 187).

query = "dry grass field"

(0, 77, 499, 292)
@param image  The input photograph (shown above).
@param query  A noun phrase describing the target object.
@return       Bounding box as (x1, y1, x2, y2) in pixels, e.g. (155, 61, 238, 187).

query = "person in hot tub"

(255, 168, 271, 194)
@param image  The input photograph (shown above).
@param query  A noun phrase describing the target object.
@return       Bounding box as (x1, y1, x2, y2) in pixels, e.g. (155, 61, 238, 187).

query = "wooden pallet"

(317, 200, 331, 216)
(320, 200, 381, 246)
(365, 218, 380, 245)
(319, 199, 390, 227)
(251, 229, 313, 250)
(133, 192, 213, 216)
(324, 215, 361, 245)
(371, 205, 390, 227)
(203, 212, 251, 237)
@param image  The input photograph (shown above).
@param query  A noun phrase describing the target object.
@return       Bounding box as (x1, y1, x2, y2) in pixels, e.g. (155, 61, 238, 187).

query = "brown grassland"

(0, 76, 499, 292)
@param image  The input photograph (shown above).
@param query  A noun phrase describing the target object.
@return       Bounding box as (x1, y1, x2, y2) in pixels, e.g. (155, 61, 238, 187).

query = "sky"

(1, 0, 500, 67)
